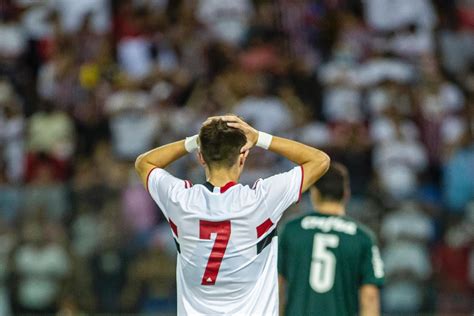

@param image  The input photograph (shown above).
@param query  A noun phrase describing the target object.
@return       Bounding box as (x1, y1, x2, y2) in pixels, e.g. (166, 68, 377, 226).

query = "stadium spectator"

(233, 76, 295, 134)
(443, 134, 474, 212)
(0, 161, 21, 224)
(432, 202, 474, 314)
(116, 6, 154, 80)
(105, 79, 159, 160)
(0, 222, 15, 316)
(37, 48, 81, 110)
(196, 0, 253, 45)
(121, 170, 158, 234)
(53, 0, 110, 35)
(373, 128, 428, 200)
(364, 0, 437, 32)
(9, 216, 71, 315)
(381, 202, 433, 313)
(89, 209, 129, 313)
(122, 242, 176, 313)
(0, 8, 27, 63)
(27, 100, 74, 159)
(0, 81, 24, 183)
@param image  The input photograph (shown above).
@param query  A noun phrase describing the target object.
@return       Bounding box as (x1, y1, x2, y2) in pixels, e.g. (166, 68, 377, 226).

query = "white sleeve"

(257, 166, 304, 222)
(146, 167, 186, 220)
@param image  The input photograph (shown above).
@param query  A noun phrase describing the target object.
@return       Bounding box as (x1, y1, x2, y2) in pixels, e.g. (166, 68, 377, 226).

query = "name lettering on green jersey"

(371, 246, 385, 278)
(301, 216, 357, 235)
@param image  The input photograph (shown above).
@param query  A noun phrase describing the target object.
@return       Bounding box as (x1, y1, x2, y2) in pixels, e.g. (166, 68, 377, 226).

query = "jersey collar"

(203, 181, 237, 193)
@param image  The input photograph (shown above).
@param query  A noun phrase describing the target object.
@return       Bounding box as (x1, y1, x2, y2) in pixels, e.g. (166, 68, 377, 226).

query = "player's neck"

(314, 201, 345, 216)
(206, 167, 240, 187)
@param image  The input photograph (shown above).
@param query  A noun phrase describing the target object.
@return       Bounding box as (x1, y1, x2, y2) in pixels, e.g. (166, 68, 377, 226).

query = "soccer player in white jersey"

(135, 115, 330, 315)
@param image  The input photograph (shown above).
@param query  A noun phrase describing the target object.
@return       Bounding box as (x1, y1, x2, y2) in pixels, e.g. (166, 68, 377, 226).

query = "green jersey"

(278, 212, 384, 316)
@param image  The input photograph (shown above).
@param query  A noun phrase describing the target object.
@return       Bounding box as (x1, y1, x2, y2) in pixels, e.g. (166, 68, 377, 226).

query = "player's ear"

(197, 151, 206, 167)
(239, 150, 249, 166)
(343, 185, 351, 204)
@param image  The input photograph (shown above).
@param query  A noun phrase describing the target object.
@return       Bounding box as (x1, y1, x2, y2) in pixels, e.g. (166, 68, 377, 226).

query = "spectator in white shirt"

(196, 0, 253, 45)
(105, 81, 160, 161)
(10, 218, 70, 315)
(233, 76, 294, 134)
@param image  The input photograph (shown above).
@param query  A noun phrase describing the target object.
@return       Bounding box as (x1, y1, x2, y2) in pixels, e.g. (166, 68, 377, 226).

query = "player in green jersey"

(278, 163, 384, 316)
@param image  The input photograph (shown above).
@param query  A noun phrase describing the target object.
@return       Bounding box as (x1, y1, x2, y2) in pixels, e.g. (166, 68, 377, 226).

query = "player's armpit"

(359, 284, 381, 316)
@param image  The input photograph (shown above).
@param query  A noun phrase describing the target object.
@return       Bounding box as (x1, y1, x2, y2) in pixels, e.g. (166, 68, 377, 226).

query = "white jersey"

(147, 166, 304, 316)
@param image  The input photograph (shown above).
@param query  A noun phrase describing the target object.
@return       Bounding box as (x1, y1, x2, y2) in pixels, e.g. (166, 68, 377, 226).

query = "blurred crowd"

(0, 0, 473, 314)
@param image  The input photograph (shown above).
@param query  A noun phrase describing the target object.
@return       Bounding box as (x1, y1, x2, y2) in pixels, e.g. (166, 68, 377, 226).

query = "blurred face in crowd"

(22, 221, 45, 246)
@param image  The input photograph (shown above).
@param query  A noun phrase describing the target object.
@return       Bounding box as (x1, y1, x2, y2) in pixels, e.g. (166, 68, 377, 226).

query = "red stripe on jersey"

(184, 180, 189, 188)
(297, 165, 304, 203)
(220, 181, 237, 193)
(169, 219, 178, 237)
(257, 218, 274, 238)
(145, 167, 158, 193)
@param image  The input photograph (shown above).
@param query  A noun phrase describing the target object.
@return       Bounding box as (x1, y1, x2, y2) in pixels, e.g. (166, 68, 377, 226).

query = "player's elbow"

(320, 152, 331, 170)
(302, 150, 330, 191)
(312, 150, 330, 173)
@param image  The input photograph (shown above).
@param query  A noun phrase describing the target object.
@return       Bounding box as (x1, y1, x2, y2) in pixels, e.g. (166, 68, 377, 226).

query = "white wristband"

(184, 135, 199, 152)
(256, 131, 273, 149)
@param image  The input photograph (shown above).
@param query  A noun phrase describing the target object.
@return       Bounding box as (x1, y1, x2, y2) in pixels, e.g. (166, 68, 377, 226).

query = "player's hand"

(221, 115, 258, 153)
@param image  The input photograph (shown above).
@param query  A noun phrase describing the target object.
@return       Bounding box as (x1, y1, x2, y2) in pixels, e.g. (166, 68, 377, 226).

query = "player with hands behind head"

(135, 114, 330, 316)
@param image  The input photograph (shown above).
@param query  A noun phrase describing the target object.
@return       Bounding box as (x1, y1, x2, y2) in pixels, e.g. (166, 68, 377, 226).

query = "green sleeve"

(278, 224, 288, 278)
(360, 234, 385, 287)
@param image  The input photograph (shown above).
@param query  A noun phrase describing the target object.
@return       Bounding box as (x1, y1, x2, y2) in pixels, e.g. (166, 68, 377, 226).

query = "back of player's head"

(199, 119, 247, 169)
(312, 162, 349, 202)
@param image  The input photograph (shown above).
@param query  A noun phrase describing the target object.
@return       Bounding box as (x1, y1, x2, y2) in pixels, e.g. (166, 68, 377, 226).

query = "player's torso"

(283, 213, 364, 316)
(167, 183, 279, 315)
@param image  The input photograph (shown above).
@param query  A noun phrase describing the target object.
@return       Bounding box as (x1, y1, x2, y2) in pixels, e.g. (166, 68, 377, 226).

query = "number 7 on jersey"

(200, 220, 231, 285)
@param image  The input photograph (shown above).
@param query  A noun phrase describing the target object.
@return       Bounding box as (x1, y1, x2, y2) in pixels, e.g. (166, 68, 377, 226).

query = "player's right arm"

(278, 223, 290, 316)
(278, 275, 287, 316)
(223, 115, 330, 192)
(359, 231, 384, 316)
(359, 284, 381, 316)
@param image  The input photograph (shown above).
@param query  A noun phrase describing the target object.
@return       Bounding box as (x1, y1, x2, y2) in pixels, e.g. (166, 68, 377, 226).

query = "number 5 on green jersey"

(309, 233, 339, 293)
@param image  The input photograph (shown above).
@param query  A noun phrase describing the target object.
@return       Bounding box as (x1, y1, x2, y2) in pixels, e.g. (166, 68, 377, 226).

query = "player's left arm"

(278, 275, 287, 316)
(135, 140, 189, 187)
(359, 284, 380, 316)
(359, 232, 384, 316)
